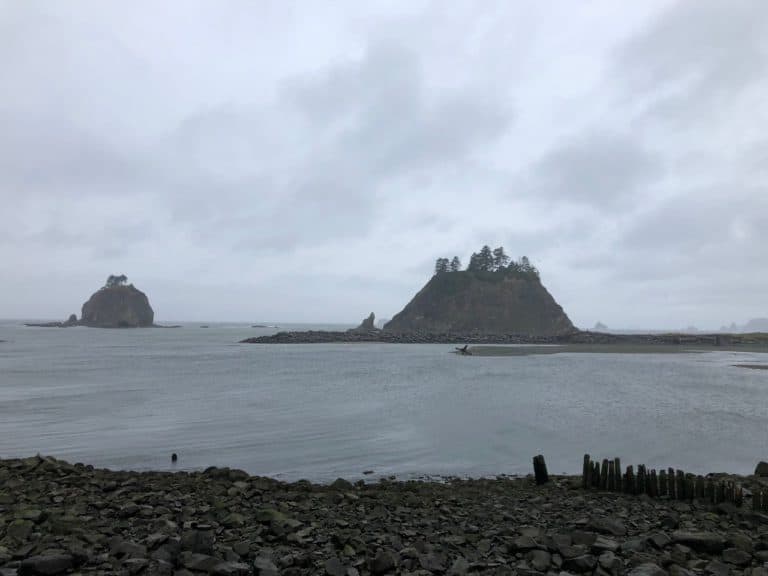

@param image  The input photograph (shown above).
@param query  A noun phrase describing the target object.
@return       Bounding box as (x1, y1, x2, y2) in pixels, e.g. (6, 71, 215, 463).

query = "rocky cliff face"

(384, 270, 575, 336)
(80, 285, 154, 328)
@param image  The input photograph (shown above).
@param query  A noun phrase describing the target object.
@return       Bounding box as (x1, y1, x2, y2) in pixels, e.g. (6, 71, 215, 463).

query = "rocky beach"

(2, 456, 768, 576)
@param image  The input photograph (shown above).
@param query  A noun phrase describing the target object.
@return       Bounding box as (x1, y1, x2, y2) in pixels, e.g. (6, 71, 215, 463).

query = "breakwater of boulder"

(241, 330, 768, 347)
(2, 455, 768, 576)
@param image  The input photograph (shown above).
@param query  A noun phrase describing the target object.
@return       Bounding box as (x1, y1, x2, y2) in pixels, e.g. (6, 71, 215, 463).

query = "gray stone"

(727, 534, 753, 553)
(755, 461, 768, 476)
(514, 536, 542, 551)
(7, 519, 34, 542)
(331, 478, 354, 490)
(563, 554, 597, 573)
(628, 564, 668, 576)
(648, 533, 672, 549)
(755, 551, 768, 563)
(722, 548, 752, 567)
(571, 531, 597, 546)
(592, 536, 620, 553)
(222, 513, 247, 528)
(599, 552, 619, 570)
(589, 518, 628, 537)
(371, 550, 397, 575)
(668, 566, 695, 576)
(559, 545, 588, 559)
(181, 530, 215, 555)
(705, 560, 730, 576)
(212, 562, 251, 576)
(111, 539, 148, 560)
(528, 550, 551, 572)
(18, 554, 75, 575)
(123, 558, 149, 575)
(253, 557, 280, 576)
(325, 557, 346, 576)
(419, 553, 446, 573)
(672, 532, 726, 554)
(447, 557, 470, 576)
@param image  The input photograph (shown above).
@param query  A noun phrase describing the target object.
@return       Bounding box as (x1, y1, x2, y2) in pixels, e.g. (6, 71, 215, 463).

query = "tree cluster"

(434, 256, 462, 275)
(434, 246, 538, 277)
(105, 274, 128, 288)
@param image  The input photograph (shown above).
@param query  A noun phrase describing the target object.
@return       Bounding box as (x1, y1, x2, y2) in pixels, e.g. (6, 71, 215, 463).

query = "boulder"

(18, 554, 75, 576)
(671, 532, 726, 554)
(755, 461, 768, 476)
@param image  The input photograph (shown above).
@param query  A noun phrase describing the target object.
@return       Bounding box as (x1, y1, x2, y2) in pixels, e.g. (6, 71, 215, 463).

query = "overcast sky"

(2, 0, 766, 328)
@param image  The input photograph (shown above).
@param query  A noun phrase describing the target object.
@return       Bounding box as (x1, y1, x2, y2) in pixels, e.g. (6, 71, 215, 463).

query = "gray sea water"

(1, 320, 767, 481)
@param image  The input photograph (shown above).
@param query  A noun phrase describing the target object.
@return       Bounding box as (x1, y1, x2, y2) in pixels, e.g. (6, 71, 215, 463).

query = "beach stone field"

(1, 457, 768, 576)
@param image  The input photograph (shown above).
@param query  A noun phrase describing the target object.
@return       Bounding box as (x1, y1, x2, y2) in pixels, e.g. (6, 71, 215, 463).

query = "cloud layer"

(1, 0, 766, 329)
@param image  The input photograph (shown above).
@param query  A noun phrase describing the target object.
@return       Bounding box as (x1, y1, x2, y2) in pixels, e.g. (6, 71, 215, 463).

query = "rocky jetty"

(241, 330, 768, 347)
(80, 277, 154, 328)
(2, 456, 768, 576)
(24, 314, 79, 328)
(383, 270, 574, 336)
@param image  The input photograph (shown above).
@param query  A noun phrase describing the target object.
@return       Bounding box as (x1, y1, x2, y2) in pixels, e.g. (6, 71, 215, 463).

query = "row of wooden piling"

(581, 454, 766, 509)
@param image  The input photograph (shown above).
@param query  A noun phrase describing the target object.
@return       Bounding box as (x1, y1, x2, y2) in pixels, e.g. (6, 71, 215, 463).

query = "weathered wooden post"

(614, 458, 621, 492)
(649, 469, 658, 497)
(626, 465, 635, 494)
(607, 460, 615, 491)
(735, 485, 743, 507)
(716, 481, 725, 503)
(676, 470, 686, 500)
(695, 476, 705, 500)
(659, 469, 667, 497)
(600, 459, 609, 489)
(668, 468, 675, 498)
(583, 454, 591, 489)
(637, 465, 646, 496)
(752, 490, 761, 511)
(533, 454, 549, 485)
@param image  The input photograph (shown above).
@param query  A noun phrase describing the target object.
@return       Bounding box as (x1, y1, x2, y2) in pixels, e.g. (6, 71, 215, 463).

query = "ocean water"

(1, 320, 767, 481)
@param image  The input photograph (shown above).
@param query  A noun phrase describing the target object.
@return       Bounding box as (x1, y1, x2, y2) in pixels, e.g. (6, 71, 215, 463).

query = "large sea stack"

(384, 268, 574, 336)
(80, 275, 154, 328)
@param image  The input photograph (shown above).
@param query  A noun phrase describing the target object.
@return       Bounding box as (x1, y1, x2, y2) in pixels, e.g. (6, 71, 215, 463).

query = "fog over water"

(2, 323, 766, 480)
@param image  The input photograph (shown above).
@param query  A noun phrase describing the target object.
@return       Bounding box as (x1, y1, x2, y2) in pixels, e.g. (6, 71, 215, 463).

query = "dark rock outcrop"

(25, 313, 79, 328)
(384, 270, 575, 336)
(80, 284, 154, 328)
(348, 313, 378, 333)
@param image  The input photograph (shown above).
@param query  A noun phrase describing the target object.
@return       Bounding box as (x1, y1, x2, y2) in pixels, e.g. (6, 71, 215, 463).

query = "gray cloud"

(617, 0, 768, 125)
(1, 1, 766, 328)
(0, 112, 152, 197)
(159, 41, 511, 252)
(521, 132, 663, 210)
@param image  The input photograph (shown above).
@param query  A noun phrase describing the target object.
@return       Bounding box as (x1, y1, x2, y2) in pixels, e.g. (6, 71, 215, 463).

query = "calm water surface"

(1, 321, 767, 481)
